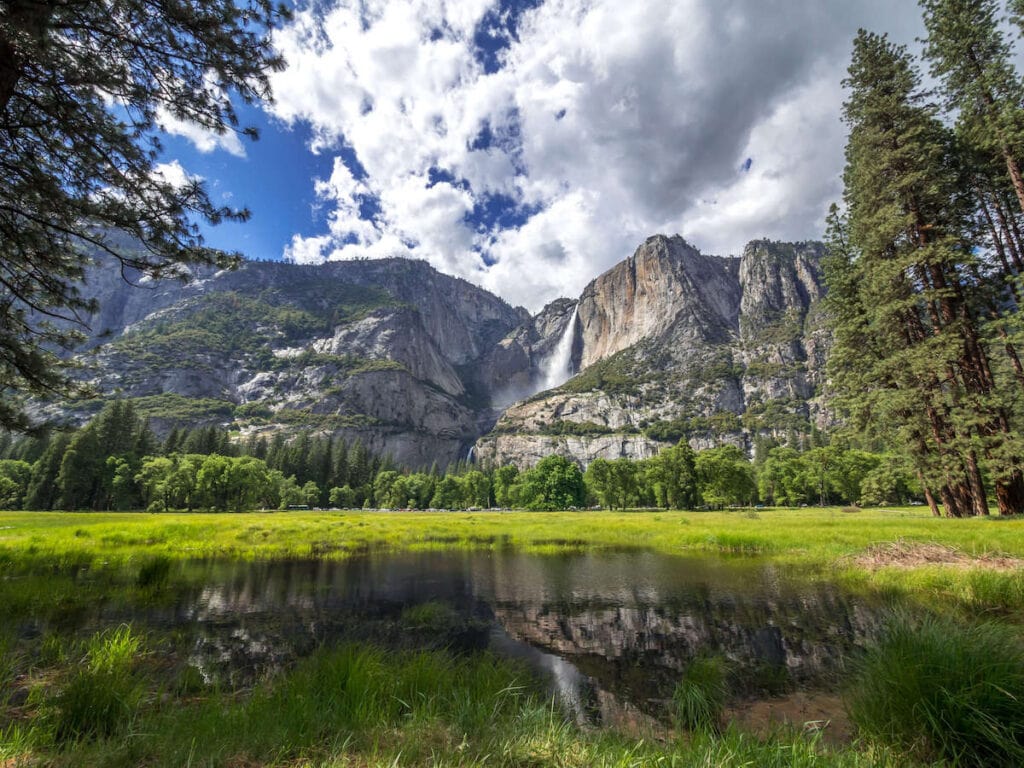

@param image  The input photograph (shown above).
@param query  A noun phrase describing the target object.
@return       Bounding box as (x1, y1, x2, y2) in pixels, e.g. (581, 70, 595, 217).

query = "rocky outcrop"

(475, 432, 664, 469)
(738, 240, 828, 406)
(60, 256, 527, 468)
(475, 235, 829, 466)
(57, 234, 829, 468)
(577, 236, 741, 369)
(312, 308, 464, 397)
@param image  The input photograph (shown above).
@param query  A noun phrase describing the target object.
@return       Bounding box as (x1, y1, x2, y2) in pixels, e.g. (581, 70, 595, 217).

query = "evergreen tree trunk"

(1002, 196, 1024, 272)
(965, 451, 989, 517)
(995, 471, 1024, 516)
(976, 194, 1021, 304)
(919, 474, 941, 517)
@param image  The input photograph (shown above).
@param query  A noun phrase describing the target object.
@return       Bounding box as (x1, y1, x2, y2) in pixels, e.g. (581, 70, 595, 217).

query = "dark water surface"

(89, 551, 892, 724)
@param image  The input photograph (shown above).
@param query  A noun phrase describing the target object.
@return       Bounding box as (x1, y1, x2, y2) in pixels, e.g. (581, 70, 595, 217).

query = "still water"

(91, 550, 888, 724)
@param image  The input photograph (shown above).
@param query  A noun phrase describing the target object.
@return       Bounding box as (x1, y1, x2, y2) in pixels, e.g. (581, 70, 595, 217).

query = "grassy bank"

(1, 507, 1022, 616)
(2, 506, 1023, 561)
(2, 632, 911, 768)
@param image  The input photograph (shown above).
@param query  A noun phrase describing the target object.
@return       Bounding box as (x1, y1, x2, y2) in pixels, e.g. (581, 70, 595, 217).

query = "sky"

(163, 0, 928, 312)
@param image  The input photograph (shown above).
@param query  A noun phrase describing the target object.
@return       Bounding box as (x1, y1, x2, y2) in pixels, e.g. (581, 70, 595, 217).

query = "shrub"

(845, 612, 1024, 767)
(672, 655, 729, 732)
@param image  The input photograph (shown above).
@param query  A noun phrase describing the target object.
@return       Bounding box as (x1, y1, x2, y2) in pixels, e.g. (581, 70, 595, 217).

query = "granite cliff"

(474, 235, 829, 466)
(56, 235, 828, 468)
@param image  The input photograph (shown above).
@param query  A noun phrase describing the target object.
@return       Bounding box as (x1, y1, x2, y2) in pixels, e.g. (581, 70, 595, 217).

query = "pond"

(21, 549, 893, 727)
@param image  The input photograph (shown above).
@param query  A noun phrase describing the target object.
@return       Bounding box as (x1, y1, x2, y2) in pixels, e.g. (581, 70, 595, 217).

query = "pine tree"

(330, 438, 349, 488)
(0, 0, 288, 430)
(162, 427, 182, 456)
(56, 427, 102, 509)
(922, 0, 1024, 213)
(23, 432, 70, 510)
(827, 31, 1024, 515)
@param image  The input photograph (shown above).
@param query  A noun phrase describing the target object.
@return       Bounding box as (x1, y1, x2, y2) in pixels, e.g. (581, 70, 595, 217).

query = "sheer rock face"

(475, 236, 829, 468)
(577, 235, 742, 369)
(737, 240, 829, 405)
(62, 258, 525, 469)
(59, 235, 828, 468)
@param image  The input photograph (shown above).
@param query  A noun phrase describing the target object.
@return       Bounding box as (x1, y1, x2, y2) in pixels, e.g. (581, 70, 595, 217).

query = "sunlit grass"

(2, 507, 1022, 561)
(2, 508, 1013, 766)
(2, 507, 1022, 616)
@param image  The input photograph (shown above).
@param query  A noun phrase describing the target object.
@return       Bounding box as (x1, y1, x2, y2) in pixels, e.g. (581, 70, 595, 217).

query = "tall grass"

(671, 654, 730, 732)
(845, 612, 1024, 767)
(85, 625, 141, 675)
(0, 632, 17, 692)
(0, 723, 38, 762)
(50, 643, 906, 768)
(50, 625, 143, 743)
(107, 644, 531, 767)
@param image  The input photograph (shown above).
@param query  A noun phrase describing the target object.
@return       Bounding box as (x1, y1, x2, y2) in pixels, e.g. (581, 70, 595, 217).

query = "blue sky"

(163, 108, 332, 260)
(161, 0, 927, 311)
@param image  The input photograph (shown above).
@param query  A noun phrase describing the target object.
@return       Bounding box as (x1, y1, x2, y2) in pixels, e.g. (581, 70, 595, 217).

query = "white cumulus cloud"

(151, 159, 199, 188)
(157, 107, 247, 158)
(269, 0, 924, 310)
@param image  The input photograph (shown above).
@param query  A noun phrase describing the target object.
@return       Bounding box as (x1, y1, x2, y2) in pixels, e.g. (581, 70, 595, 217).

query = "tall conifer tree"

(827, 31, 1024, 515)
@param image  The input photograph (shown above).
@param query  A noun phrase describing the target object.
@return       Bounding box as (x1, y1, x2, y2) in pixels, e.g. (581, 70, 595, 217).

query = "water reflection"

(115, 551, 888, 723)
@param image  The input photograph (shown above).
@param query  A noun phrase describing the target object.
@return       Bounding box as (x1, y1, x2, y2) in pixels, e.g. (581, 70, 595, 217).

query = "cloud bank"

(269, 0, 922, 310)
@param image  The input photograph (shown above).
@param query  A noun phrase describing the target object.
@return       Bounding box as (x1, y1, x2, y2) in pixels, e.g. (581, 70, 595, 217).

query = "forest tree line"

(0, 401, 922, 512)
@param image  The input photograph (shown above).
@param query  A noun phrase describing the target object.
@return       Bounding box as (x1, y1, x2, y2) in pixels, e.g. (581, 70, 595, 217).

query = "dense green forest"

(0, 401, 919, 512)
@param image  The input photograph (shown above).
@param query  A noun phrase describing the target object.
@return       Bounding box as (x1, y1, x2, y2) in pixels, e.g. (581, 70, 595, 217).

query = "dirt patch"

(852, 539, 1024, 571)
(726, 691, 853, 745)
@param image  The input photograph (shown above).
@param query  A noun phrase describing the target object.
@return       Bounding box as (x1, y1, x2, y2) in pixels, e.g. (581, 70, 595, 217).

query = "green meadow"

(3, 507, 1023, 616)
(2, 507, 1023, 766)
(3, 506, 1023, 562)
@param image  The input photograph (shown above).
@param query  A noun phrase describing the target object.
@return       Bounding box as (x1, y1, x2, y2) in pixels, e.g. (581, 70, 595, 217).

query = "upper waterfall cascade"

(539, 304, 579, 393)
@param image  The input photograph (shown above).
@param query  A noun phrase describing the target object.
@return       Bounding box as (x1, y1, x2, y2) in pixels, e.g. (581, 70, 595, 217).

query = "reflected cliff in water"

(119, 550, 889, 724)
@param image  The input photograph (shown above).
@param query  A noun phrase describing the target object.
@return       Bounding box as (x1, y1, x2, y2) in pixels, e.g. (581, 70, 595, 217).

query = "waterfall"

(465, 445, 476, 464)
(540, 305, 579, 392)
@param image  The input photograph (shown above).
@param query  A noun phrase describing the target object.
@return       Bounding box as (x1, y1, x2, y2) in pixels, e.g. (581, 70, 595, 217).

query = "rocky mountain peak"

(57, 234, 830, 469)
(476, 236, 830, 468)
(575, 234, 742, 370)
(739, 240, 825, 316)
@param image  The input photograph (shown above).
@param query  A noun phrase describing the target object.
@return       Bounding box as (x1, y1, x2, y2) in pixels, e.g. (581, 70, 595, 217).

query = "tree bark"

(965, 451, 990, 517)
(916, 469, 941, 517)
(977, 191, 1021, 305)
(995, 471, 1024, 516)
